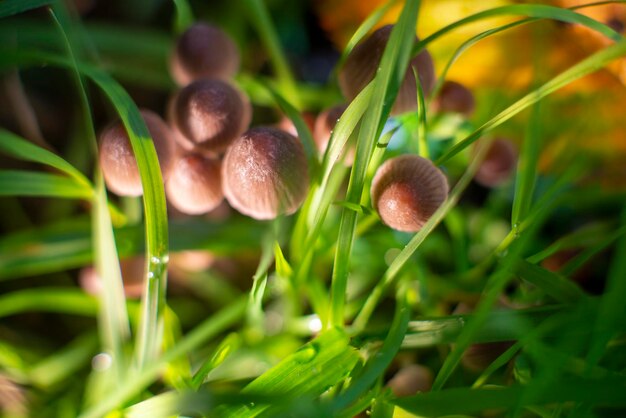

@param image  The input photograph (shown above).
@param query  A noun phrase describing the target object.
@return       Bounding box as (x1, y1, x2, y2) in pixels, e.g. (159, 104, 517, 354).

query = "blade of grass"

(512, 259, 586, 303)
(436, 38, 626, 165)
(412, 68, 428, 159)
(172, 0, 193, 34)
(0, 170, 93, 199)
(241, 0, 299, 107)
(0, 129, 91, 188)
(0, 0, 52, 18)
(512, 102, 541, 226)
(329, 290, 409, 414)
(560, 223, 626, 277)
(329, 0, 421, 328)
(414, 3, 622, 59)
(79, 297, 247, 418)
(393, 376, 626, 416)
(0, 288, 98, 318)
(49, 7, 132, 381)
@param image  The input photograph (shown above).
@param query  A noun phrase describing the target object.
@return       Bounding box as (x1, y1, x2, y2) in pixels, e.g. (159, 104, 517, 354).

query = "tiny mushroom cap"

(171, 79, 252, 154)
(387, 364, 434, 397)
(371, 155, 449, 232)
(99, 109, 176, 196)
(222, 127, 309, 220)
(433, 80, 476, 117)
(339, 24, 436, 116)
(474, 138, 518, 187)
(165, 152, 223, 215)
(170, 22, 240, 86)
(79, 256, 145, 299)
(313, 103, 352, 163)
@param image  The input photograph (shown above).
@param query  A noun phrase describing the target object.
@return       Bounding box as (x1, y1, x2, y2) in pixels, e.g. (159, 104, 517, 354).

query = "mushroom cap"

(371, 155, 449, 232)
(166, 152, 223, 215)
(313, 103, 351, 162)
(222, 127, 309, 220)
(433, 80, 476, 117)
(387, 364, 434, 397)
(99, 109, 176, 196)
(79, 256, 145, 299)
(338, 25, 435, 116)
(171, 79, 252, 154)
(170, 22, 240, 86)
(474, 138, 517, 187)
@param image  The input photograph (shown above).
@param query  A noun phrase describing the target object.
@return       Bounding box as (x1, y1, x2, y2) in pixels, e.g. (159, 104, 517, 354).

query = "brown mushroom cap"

(170, 22, 240, 86)
(171, 79, 252, 154)
(79, 256, 145, 299)
(339, 25, 435, 116)
(371, 155, 449, 232)
(433, 80, 476, 117)
(474, 138, 517, 187)
(313, 103, 351, 162)
(387, 364, 434, 397)
(222, 127, 309, 220)
(166, 152, 223, 215)
(99, 110, 176, 196)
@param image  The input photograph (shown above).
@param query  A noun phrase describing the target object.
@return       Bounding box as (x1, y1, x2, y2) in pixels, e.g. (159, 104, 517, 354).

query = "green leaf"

(512, 259, 586, 304)
(436, 38, 626, 164)
(0, 129, 92, 188)
(330, 0, 421, 327)
(0, 170, 93, 199)
(172, 0, 194, 34)
(0, 0, 52, 18)
(393, 377, 626, 416)
(218, 328, 360, 417)
(0, 288, 98, 318)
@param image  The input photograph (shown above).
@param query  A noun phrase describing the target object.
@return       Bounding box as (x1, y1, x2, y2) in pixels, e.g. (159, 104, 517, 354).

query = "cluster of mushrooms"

(99, 22, 517, 233)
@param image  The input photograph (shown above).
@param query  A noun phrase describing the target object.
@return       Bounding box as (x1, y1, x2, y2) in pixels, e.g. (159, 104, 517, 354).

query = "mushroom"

(165, 152, 223, 215)
(222, 127, 309, 220)
(313, 103, 353, 164)
(170, 79, 252, 154)
(170, 22, 240, 86)
(371, 155, 448, 232)
(338, 24, 435, 116)
(433, 80, 476, 117)
(99, 109, 176, 196)
(474, 138, 517, 187)
(386, 364, 433, 397)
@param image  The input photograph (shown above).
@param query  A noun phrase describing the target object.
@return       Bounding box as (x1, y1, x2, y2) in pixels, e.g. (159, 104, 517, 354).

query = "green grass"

(1, 0, 626, 417)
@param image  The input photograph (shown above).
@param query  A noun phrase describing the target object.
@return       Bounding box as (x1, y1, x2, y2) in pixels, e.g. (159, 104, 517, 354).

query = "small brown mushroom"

(387, 364, 433, 397)
(171, 79, 252, 154)
(170, 22, 240, 86)
(371, 155, 448, 232)
(474, 138, 517, 187)
(99, 110, 176, 196)
(222, 127, 309, 220)
(313, 103, 353, 164)
(433, 80, 476, 117)
(79, 256, 145, 299)
(165, 152, 223, 215)
(339, 25, 435, 116)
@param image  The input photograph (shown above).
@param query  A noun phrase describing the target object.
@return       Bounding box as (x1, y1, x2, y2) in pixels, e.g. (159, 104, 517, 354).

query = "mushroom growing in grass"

(313, 103, 352, 164)
(99, 109, 176, 196)
(339, 24, 436, 116)
(433, 80, 476, 117)
(386, 364, 434, 397)
(170, 22, 240, 86)
(474, 138, 518, 187)
(165, 152, 223, 215)
(222, 127, 309, 220)
(371, 155, 449, 232)
(171, 79, 252, 154)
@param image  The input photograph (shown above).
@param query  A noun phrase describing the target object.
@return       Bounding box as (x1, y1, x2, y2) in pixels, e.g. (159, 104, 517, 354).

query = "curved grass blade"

(0, 0, 52, 18)
(436, 38, 626, 165)
(0, 170, 93, 199)
(414, 3, 622, 58)
(329, 292, 409, 414)
(0, 288, 98, 318)
(512, 259, 586, 304)
(172, 0, 193, 34)
(0, 129, 92, 188)
(329, 0, 421, 328)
